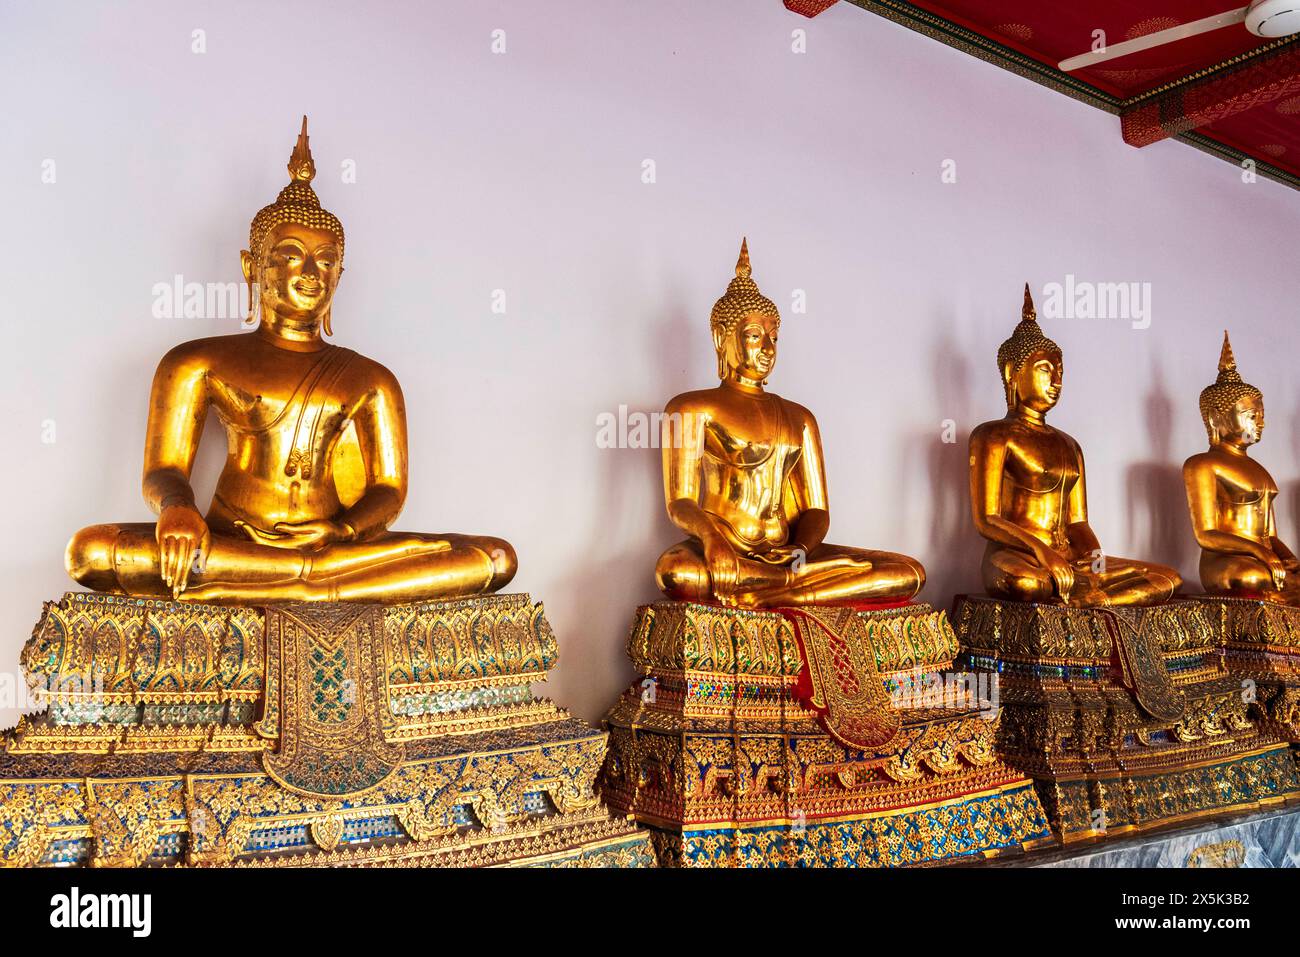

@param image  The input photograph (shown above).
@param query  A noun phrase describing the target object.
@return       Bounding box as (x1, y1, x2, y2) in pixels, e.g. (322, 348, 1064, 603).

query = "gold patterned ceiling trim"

(1127, 35, 1300, 104)
(1176, 130, 1300, 189)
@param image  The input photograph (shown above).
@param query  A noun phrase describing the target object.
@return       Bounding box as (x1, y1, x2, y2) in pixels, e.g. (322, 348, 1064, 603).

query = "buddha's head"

(241, 117, 345, 335)
(998, 284, 1063, 414)
(1200, 331, 1264, 446)
(710, 238, 780, 385)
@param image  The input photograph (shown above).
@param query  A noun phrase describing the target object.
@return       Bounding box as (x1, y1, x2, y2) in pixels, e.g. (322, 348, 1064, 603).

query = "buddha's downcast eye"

(273, 244, 305, 264)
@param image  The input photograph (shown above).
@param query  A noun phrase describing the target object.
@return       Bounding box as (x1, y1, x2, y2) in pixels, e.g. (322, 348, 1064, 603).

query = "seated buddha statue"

(1184, 332, 1299, 603)
(654, 239, 925, 608)
(66, 118, 516, 603)
(967, 285, 1180, 606)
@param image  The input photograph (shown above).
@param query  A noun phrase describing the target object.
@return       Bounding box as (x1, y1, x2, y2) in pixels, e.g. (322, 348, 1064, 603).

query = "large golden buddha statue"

(653, 239, 925, 607)
(1184, 332, 1298, 602)
(66, 118, 516, 603)
(608, 246, 1058, 868)
(968, 285, 1180, 606)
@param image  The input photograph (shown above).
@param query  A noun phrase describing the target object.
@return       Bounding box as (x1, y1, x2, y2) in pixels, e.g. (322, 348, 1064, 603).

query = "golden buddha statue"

(1184, 332, 1298, 602)
(65, 118, 516, 603)
(654, 239, 925, 607)
(968, 285, 1180, 606)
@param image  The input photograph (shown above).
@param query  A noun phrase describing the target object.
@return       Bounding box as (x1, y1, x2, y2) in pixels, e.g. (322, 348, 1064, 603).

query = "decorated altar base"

(1196, 596, 1300, 744)
(952, 595, 1300, 844)
(600, 601, 1053, 867)
(0, 592, 653, 867)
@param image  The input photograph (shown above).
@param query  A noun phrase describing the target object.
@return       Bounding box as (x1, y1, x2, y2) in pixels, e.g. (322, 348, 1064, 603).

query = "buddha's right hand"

(1037, 548, 1075, 600)
(702, 535, 741, 599)
(1266, 555, 1288, 591)
(156, 504, 211, 598)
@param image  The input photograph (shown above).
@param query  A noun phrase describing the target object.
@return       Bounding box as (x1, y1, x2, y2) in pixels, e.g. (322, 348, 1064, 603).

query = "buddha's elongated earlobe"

(247, 278, 260, 327)
(323, 265, 343, 336)
(240, 249, 256, 326)
(1208, 409, 1229, 445)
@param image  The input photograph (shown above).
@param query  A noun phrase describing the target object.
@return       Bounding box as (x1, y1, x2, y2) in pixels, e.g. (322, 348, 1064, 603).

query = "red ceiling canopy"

(787, 0, 1300, 187)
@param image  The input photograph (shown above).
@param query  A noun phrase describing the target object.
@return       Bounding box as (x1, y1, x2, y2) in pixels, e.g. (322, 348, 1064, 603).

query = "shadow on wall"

(1125, 356, 1196, 578)
(1287, 394, 1300, 548)
(1287, 480, 1300, 555)
(542, 290, 696, 724)
(924, 326, 984, 606)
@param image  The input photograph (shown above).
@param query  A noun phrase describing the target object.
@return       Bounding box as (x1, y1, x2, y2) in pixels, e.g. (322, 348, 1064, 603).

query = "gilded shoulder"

(777, 395, 817, 431)
(155, 335, 233, 378)
(969, 418, 1008, 445)
(338, 351, 400, 397)
(664, 389, 714, 417)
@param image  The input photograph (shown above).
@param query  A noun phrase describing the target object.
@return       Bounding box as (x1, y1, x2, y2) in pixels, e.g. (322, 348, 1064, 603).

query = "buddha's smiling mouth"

(293, 279, 323, 297)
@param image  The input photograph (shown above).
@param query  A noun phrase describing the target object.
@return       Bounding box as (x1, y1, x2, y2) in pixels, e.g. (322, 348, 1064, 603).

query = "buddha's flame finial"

(287, 115, 316, 184)
(736, 237, 752, 280)
(1217, 329, 1238, 381)
(1213, 330, 1243, 386)
(1022, 282, 1036, 321)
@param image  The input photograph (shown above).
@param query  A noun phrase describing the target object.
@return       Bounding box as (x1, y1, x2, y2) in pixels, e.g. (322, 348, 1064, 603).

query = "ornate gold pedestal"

(0, 592, 652, 867)
(953, 595, 1300, 843)
(600, 601, 1053, 866)
(1195, 596, 1300, 744)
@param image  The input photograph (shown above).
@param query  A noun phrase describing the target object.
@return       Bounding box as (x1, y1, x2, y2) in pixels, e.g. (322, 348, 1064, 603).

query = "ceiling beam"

(784, 0, 840, 17)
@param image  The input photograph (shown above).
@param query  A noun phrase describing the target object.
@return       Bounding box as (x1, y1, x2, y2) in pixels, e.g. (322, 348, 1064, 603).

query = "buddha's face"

(1216, 395, 1264, 446)
(242, 222, 342, 322)
(1010, 351, 1062, 414)
(718, 312, 779, 384)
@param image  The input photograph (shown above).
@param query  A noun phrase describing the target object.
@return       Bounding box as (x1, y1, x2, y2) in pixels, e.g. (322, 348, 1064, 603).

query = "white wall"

(1, 0, 1297, 726)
